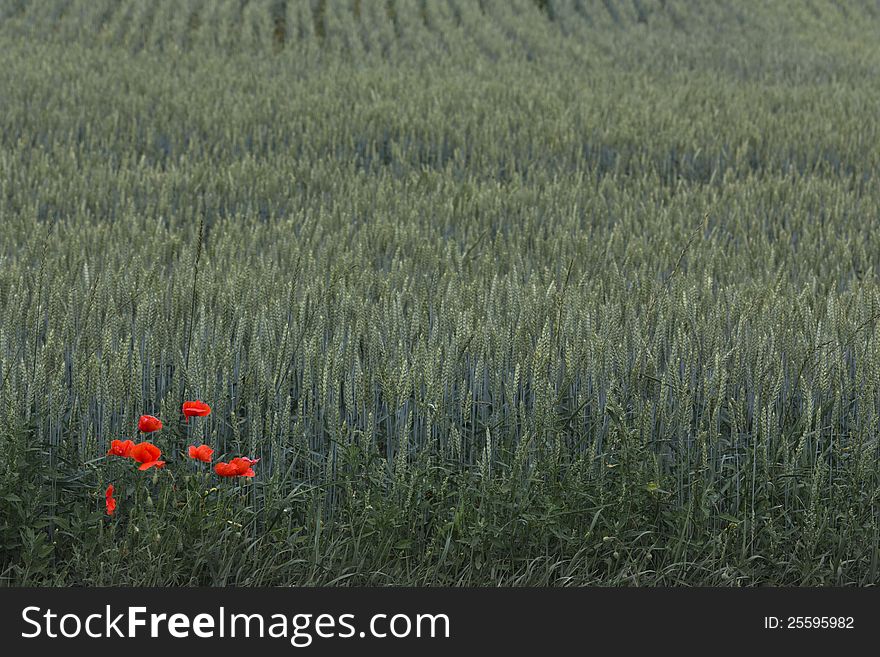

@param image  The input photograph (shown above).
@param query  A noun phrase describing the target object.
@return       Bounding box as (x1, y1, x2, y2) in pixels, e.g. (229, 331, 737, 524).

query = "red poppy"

(214, 456, 259, 478)
(130, 441, 166, 471)
(105, 484, 117, 516)
(138, 414, 163, 433)
(188, 444, 214, 463)
(107, 439, 135, 458)
(182, 400, 211, 422)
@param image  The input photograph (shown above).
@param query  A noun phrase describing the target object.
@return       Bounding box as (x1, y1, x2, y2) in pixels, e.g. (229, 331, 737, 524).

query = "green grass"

(1, 0, 880, 586)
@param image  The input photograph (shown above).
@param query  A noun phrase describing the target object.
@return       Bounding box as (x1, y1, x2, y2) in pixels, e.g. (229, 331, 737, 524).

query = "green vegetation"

(2, 0, 880, 586)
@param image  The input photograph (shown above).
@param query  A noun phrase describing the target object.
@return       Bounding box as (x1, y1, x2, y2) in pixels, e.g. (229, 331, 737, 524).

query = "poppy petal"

(188, 444, 214, 462)
(183, 400, 212, 420)
(105, 484, 117, 515)
(108, 439, 135, 458)
(138, 415, 163, 433)
(131, 441, 162, 464)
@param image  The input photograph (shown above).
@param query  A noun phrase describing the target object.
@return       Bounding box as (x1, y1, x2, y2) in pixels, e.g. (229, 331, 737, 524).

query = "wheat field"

(1, 0, 880, 585)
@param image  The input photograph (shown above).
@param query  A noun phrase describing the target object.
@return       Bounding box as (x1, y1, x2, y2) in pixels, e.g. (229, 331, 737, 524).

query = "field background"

(2, 0, 880, 586)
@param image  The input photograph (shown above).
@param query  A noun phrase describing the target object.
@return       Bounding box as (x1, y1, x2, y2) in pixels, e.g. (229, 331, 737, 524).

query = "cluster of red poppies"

(103, 400, 259, 516)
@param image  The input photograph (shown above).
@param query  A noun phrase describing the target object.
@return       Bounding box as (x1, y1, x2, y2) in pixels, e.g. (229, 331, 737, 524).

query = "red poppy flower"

(107, 439, 135, 458)
(138, 414, 163, 433)
(182, 400, 211, 422)
(188, 444, 214, 463)
(105, 484, 117, 516)
(130, 441, 166, 471)
(214, 456, 259, 478)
